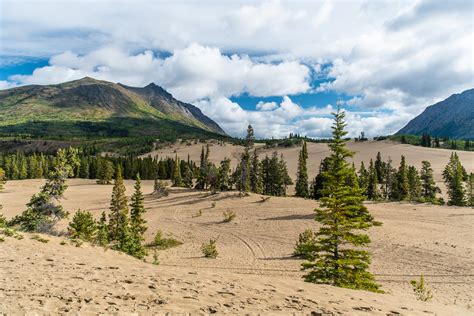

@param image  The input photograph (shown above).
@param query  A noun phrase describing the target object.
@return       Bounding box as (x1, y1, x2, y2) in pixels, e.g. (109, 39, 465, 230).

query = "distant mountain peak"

(396, 88, 474, 139)
(0, 78, 227, 137)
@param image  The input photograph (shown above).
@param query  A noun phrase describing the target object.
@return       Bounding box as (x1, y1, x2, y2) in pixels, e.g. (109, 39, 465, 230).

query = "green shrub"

(201, 238, 218, 258)
(192, 209, 202, 218)
(222, 210, 236, 223)
(0, 214, 7, 228)
(152, 250, 160, 265)
(31, 234, 49, 243)
(294, 229, 317, 258)
(68, 210, 97, 241)
(150, 230, 183, 250)
(411, 275, 433, 302)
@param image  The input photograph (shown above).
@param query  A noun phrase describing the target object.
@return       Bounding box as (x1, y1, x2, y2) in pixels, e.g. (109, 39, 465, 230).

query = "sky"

(0, 0, 473, 138)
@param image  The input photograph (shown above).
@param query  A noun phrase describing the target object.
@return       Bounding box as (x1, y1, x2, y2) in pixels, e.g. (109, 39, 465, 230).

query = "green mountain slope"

(0, 77, 226, 138)
(396, 89, 474, 139)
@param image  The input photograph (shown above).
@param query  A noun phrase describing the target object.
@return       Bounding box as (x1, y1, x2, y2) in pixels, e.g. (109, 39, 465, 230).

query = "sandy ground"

(1, 177, 473, 314)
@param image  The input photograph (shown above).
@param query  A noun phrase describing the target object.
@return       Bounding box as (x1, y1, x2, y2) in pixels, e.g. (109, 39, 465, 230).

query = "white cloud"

(1, 0, 472, 138)
(7, 45, 311, 104)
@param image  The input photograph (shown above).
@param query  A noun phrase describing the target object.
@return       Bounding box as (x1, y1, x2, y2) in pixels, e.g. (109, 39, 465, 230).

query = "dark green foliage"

(295, 141, 309, 198)
(374, 152, 384, 183)
(96, 159, 115, 184)
(261, 152, 292, 196)
(95, 211, 109, 246)
(250, 149, 263, 194)
(235, 148, 251, 193)
(10, 148, 79, 233)
(245, 124, 255, 148)
(420, 161, 439, 202)
(68, 210, 97, 241)
(358, 162, 369, 195)
(150, 230, 183, 250)
(310, 158, 330, 200)
(366, 159, 379, 201)
(217, 158, 232, 191)
(443, 152, 466, 206)
(396, 156, 409, 200)
(407, 166, 422, 201)
(196, 146, 209, 189)
(108, 165, 129, 241)
(201, 238, 218, 258)
(302, 108, 381, 292)
(467, 173, 474, 207)
(182, 159, 194, 188)
(294, 229, 317, 258)
(130, 174, 147, 239)
(172, 156, 183, 187)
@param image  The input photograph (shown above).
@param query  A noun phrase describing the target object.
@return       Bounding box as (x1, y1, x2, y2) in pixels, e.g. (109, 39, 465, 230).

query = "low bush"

(411, 275, 433, 302)
(68, 210, 97, 242)
(222, 210, 236, 223)
(294, 229, 317, 258)
(150, 230, 182, 250)
(201, 238, 218, 258)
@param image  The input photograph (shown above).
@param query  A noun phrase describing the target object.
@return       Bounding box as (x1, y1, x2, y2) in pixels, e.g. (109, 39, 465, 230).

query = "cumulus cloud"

(7, 44, 311, 104)
(1, 0, 472, 138)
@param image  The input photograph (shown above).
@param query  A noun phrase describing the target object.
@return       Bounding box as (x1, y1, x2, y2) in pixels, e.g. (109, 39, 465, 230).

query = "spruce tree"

(310, 158, 330, 200)
(302, 108, 380, 292)
(420, 161, 439, 202)
(172, 155, 183, 187)
(95, 211, 109, 247)
(397, 156, 409, 200)
(250, 149, 263, 194)
(374, 152, 384, 183)
(358, 161, 369, 196)
(246, 124, 255, 148)
(237, 148, 251, 193)
(10, 148, 79, 232)
(407, 166, 422, 201)
(443, 153, 466, 206)
(295, 141, 309, 198)
(196, 146, 208, 189)
(182, 163, 194, 188)
(467, 173, 474, 207)
(217, 158, 232, 191)
(108, 165, 129, 241)
(129, 174, 147, 258)
(366, 159, 379, 201)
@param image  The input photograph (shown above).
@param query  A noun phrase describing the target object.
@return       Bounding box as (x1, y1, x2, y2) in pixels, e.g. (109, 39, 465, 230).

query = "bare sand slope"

(145, 140, 474, 183)
(1, 179, 473, 314)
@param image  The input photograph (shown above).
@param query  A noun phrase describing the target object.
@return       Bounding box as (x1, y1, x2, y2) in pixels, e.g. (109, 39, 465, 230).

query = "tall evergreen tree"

(467, 173, 474, 207)
(310, 158, 330, 200)
(196, 146, 208, 189)
(246, 124, 255, 148)
(250, 149, 263, 194)
(396, 156, 409, 200)
(443, 153, 466, 206)
(407, 166, 422, 201)
(10, 148, 79, 232)
(420, 161, 439, 202)
(236, 148, 251, 193)
(302, 108, 380, 292)
(295, 141, 309, 198)
(129, 174, 147, 258)
(374, 152, 384, 183)
(217, 158, 232, 191)
(358, 161, 369, 195)
(108, 165, 129, 241)
(182, 163, 194, 188)
(366, 159, 379, 201)
(172, 155, 183, 187)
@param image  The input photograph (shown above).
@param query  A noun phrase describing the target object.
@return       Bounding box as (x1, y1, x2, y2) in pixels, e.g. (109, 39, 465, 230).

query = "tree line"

(294, 143, 473, 207)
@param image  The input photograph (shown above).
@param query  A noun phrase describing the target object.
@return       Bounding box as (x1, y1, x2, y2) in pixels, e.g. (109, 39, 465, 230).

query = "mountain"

(0, 77, 226, 139)
(396, 89, 474, 139)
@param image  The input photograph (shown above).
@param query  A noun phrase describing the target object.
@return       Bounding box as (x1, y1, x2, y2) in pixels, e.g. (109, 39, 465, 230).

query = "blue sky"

(1, 0, 472, 138)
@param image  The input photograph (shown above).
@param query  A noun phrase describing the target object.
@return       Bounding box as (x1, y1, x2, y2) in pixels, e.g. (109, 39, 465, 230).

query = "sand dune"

(144, 140, 474, 195)
(1, 177, 473, 314)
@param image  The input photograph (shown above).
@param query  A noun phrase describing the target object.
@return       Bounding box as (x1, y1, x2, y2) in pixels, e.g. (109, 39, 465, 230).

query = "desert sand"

(1, 171, 473, 314)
